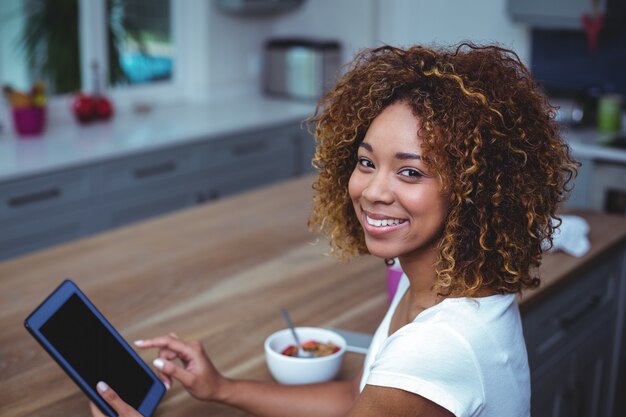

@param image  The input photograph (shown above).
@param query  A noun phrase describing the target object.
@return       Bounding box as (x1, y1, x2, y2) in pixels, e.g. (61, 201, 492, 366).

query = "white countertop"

(1, 97, 624, 183)
(0, 95, 315, 183)
(564, 127, 626, 163)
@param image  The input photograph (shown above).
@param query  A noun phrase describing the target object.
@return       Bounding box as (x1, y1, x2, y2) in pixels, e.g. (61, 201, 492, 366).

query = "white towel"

(545, 215, 591, 257)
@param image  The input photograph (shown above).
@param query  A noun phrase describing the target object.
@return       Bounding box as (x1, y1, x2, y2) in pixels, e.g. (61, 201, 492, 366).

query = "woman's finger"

(158, 372, 172, 391)
(95, 381, 139, 416)
(152, 357, 196, 388)
(156, 348, 177, 389)
(135, 335, 196, 361)
(159, 347, 179, 361)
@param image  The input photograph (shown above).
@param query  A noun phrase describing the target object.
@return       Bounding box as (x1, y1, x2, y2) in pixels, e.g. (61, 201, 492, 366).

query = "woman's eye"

(399, 168, 423, 178)
(357, 157, 374, 169)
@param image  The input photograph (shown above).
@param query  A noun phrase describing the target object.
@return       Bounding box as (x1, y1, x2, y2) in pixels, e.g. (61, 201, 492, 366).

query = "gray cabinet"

(530, 321, 613, 417)
(0, 168, 94, 219)
(508, 0, 605, 29)
(0, 122, 315, 260)
(98, 185, 198, 230)
(571, 324, 613, 417)
(97, 144, 207, 196)
(530, 351, 573, 417)
(0, 209, 92, 259)
(0, 168, 95, 259)
(523, 246, 625, 417)
(190, 125, 302, 203)
(292, 124, 317, 175)
(589, 160, 626, 213)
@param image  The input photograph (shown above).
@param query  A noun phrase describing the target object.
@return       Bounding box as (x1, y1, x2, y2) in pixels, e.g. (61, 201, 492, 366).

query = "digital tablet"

(24, 279, 166, 417)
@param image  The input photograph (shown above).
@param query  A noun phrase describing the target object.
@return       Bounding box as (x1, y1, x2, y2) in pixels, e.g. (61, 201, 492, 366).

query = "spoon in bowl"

(280, 307, 312, 358)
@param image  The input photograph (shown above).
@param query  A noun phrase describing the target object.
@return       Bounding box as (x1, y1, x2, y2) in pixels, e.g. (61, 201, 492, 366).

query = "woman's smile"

(360, 209, 408, 235)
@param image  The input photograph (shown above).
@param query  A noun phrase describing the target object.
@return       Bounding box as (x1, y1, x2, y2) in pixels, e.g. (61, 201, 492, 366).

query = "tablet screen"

(40, 293, 152, 409)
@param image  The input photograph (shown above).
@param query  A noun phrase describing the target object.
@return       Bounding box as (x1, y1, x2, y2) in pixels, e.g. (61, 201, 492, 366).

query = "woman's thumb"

(96, 381, 135, 416)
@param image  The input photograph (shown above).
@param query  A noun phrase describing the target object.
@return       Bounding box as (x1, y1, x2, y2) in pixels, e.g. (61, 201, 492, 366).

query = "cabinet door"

(98, 185, 196, 230)
(531, 353, 575, 417)
(0, 168, 95, 260)
(98, 144, 206, 196)
(531, 322, 613, 417)
(197, 125, 298, 202)
(194, 151, 295, 203)
(523, 257, 618, 369)
(0, 168, 93, 220)
(95, 144, 208, 229)
(570, 323, 613, 417)
(508, 0, 604, 28)
(589, 160, 626, 213)
(0, 209, 91, 260)
(207, 125, 297, 176)
(289, 124, 316, 175)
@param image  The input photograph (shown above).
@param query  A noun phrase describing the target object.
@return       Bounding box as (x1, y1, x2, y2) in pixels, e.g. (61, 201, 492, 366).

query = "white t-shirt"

(360, 275, 530, 417)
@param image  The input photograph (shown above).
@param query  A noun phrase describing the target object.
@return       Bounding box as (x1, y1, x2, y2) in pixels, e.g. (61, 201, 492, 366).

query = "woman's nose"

(362, 172, 394, 204)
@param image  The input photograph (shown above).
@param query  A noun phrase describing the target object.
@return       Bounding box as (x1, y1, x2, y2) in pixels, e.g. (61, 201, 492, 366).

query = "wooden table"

(0, 175, 388, 417)
(2, 174, 625, 417)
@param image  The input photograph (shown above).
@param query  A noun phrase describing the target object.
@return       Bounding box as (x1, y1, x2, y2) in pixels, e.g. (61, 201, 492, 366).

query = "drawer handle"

(232, 141, 268, 156)
(133, 161, 177, 179)
(558, 294, 601, 329)
(8, 188, 61, 207)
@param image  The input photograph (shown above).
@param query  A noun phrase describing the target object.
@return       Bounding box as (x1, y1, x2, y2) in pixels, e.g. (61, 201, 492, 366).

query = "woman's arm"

(90, 339, 452, 417)
(137, 335, 362, 417)
(217, 377, 357, 417)
(346, 385, 454, 417)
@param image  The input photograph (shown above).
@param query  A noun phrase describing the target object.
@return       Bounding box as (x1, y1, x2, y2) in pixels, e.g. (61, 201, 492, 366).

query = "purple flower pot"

(12, 106, 46, 137)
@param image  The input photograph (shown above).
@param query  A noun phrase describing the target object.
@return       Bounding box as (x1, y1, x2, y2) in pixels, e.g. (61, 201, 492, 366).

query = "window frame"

(0, 0, 210, 129)
(79, 0, 192, 106)
(16, 0, 210, 124)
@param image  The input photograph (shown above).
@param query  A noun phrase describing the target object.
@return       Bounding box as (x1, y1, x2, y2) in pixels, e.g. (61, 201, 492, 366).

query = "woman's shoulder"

(418, 293, 518, 326)
(386, 293, 522, 355)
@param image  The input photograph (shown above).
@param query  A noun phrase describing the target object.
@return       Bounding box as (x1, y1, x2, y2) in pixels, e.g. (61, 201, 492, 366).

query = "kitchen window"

(109, 0, 174, 87)
(0, 0, 208, 115)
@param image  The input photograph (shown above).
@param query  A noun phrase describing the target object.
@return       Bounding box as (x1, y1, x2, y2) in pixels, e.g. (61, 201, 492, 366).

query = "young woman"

(90, 43, 578, 417)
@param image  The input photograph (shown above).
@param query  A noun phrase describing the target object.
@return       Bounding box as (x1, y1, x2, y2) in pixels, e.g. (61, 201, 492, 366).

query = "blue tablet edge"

(24, 279, 166, 417)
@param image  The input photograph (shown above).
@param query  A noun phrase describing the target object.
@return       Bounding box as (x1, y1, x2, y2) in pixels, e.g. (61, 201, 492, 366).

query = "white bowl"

(264, 327, 347, 385)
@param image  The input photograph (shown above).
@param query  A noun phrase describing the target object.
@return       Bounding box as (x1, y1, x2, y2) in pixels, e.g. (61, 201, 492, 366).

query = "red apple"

(94, 96, 114, 120)
(72, 94, 96, 123)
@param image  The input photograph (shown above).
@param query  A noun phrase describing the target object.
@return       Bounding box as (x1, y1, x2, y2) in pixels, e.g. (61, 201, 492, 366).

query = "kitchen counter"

(1, 100, 623, 184)
(521, 209, 626, 310)
(1, 175, 625, 417)
(564, 127, 626, 163)
(0, 95, 315, 183)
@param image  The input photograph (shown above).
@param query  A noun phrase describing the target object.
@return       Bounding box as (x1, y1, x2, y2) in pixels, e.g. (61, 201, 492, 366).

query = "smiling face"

(348, 101, 449, 262)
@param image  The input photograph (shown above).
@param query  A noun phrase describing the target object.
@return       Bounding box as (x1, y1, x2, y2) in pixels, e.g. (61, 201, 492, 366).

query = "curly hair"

(308, 42, 579, 296)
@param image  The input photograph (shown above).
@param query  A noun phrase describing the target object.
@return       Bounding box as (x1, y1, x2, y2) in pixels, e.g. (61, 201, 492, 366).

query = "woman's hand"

(135, 334, 226, 402)
(89, 382, 143, 417)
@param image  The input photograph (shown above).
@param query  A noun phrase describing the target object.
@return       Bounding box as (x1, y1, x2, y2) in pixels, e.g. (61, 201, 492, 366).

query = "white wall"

(204, 0, 531, 97)
(206, 1, 276, 97)
(204, 0, 379, 97)
(269, 0, 379, 65)
(375, 0, 531, 64)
